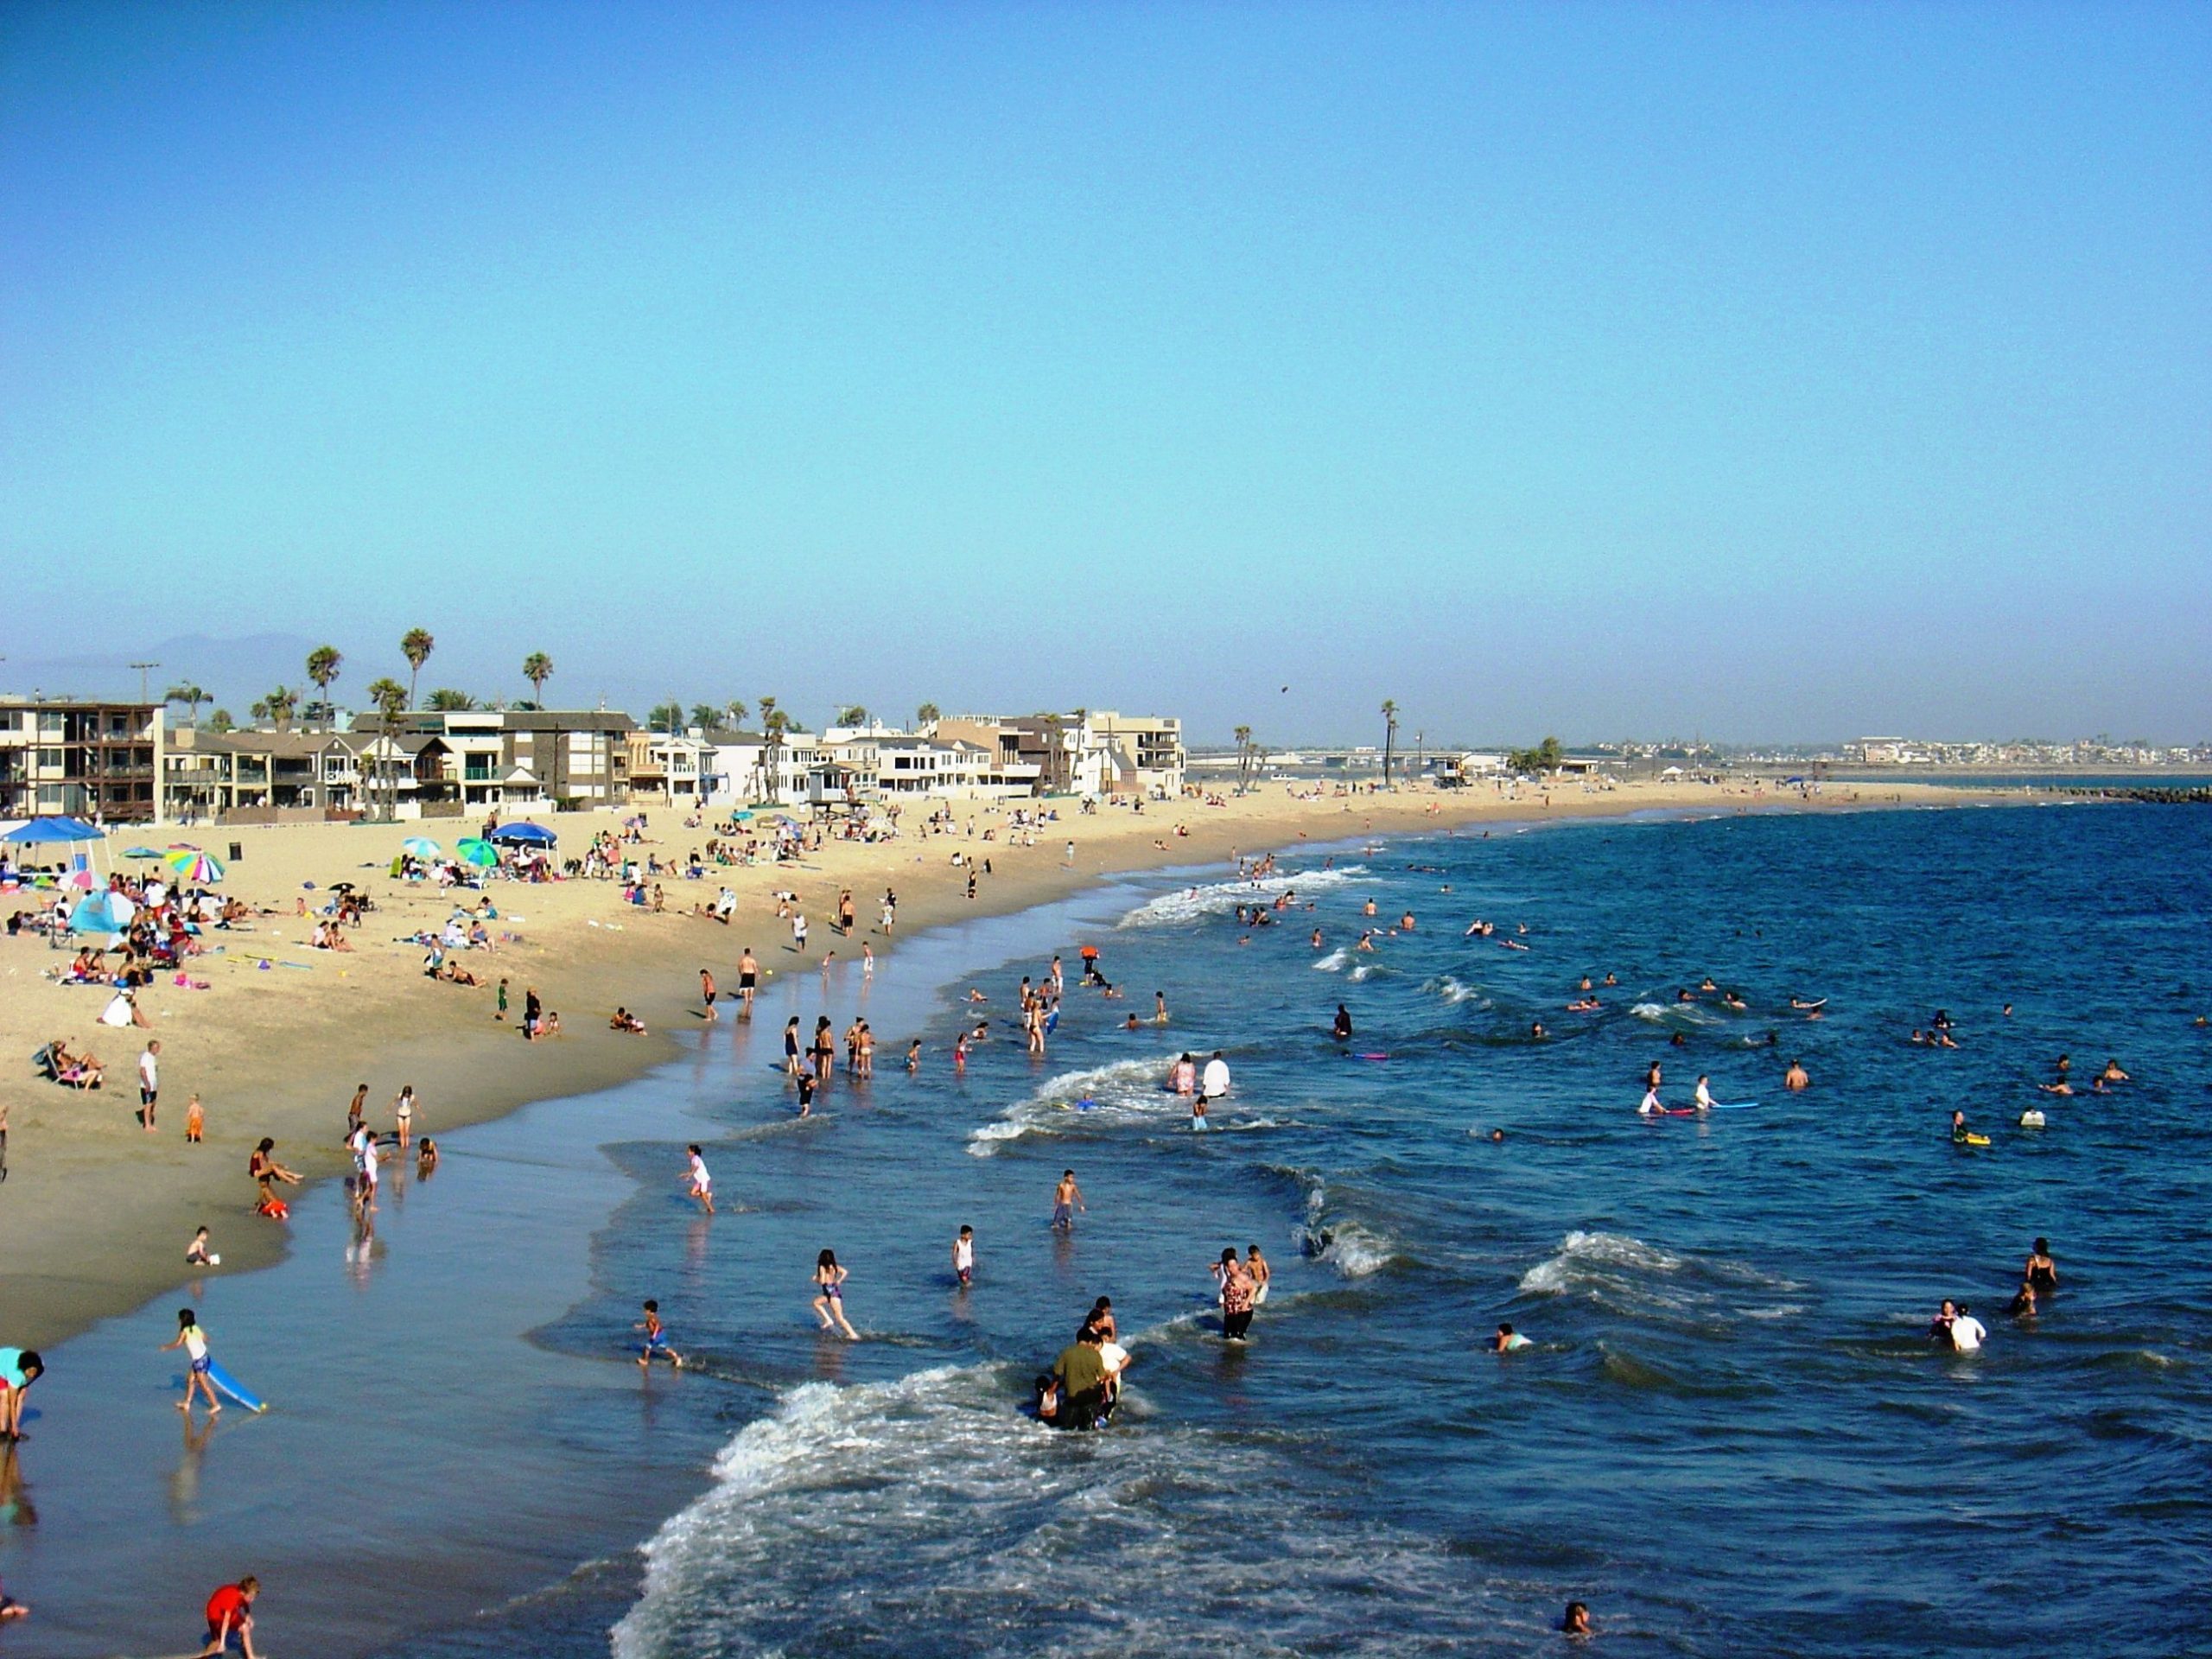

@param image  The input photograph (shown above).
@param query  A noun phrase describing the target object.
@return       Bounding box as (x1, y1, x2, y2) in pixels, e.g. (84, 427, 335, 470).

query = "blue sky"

(3, 2, 2206, 743)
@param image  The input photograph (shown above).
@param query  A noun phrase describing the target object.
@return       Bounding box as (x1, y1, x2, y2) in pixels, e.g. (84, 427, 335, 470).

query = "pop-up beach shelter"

(487, 822, 556, 848)
(68, 889, 137, 938)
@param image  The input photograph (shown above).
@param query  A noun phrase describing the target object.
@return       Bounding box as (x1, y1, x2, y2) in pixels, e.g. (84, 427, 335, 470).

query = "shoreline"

(0, 779, 2010, 1351)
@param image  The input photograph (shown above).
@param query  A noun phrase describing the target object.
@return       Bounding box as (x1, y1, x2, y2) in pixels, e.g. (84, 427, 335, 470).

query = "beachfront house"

(354, 709, 631, 812)
(933, 710, 1183, 799)
(627, 730, 712, 804)
(163, 727, 367, 821)
(0, 696, 166, 824)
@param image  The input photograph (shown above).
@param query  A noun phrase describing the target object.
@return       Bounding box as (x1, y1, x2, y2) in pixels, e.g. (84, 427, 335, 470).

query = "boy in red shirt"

(199, 1574, 259, 1656)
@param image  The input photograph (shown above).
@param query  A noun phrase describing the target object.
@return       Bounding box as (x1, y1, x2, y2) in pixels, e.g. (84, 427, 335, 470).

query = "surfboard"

(204, 1359, 268, 1413)
(1707, 1101, 1760, 1111)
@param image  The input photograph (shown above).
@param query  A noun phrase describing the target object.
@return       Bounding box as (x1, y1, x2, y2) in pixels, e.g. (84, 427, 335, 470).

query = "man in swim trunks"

(1052, 1170, 1085, 1231)
(699, 968, 717, 1023)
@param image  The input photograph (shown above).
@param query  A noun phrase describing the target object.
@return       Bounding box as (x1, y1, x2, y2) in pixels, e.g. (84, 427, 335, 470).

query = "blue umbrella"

(487, 822, 556, 848)
(3, 816, 104, 844)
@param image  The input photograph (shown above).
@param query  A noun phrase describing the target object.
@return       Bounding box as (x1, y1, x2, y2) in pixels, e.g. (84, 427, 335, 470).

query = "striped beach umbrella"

(401, 836, 443, 859)
(455, 837, 499, 867)
(164, 849, 225, 883)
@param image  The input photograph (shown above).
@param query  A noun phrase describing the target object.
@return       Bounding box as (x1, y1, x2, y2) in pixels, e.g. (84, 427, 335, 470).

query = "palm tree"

(164, 683, 207, 729)
(1041, 714, 1066, 793)
(1233, 724, 1253, 795)
(305, 645, 342, 727)
(426, 688, 476, 711)
(365, 677, 407, 820)
(207, 708, 234, 734)
(915, 701, 940, 729)
(401, 628, 435, 714)
(251, 687, 298, 731)
(755, 696, 779, 802)
(521, 652, 556, 800)
(723, 698, 749, 730)
(690, 703, 721, 732)
(1380, 699, 1400, 787)
(836, 704, 868, 728)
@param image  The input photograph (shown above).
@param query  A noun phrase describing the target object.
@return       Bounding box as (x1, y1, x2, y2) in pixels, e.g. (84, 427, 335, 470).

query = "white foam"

(1516, 1231, 1802, 1327)
(1287, 1169, 1403, 1279)
(1116, 865, 1367, 929)
(966, 1055, 1182, 1156)
(1312, 947, 1349, 972)
(1426, 974, 1488, 1006)
(613, 1363, 1493, 1658)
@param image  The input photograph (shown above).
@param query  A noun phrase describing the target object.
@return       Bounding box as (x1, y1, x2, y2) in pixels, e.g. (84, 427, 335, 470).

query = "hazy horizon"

(4, 4, 2207, 743)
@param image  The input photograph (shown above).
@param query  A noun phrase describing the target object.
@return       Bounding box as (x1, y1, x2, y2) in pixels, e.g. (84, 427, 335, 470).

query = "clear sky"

(3, 2, 2206, 744)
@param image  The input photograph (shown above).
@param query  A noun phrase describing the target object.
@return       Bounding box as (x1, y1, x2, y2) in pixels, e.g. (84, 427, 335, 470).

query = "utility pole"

(130, 661, 160, 706)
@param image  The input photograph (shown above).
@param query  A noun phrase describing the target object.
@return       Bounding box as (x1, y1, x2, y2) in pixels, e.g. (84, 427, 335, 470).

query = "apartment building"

(0, 697, 165, 823)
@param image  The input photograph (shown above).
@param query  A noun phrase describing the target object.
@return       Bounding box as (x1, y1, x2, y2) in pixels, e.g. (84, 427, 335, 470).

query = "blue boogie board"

(204, 1358, 268, 1413)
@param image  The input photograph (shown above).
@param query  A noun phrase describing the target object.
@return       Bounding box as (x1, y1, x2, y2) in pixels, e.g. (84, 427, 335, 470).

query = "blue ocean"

(31, 802, 2199, 1657)
(472, 800, 2209, 1657)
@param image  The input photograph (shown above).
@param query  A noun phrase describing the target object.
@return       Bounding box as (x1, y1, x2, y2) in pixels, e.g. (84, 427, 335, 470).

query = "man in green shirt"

(1051, 1326, 1109, 1430)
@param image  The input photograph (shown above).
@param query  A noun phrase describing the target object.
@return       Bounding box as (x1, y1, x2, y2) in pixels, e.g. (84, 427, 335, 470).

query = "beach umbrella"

(456, 837, 499, 867)
(487, 822, 556, 848)
(69, 890, 137, 936)
(165, 849, 225, 883)
(124, 846, 164, 860)
(401, 836, 442, 858)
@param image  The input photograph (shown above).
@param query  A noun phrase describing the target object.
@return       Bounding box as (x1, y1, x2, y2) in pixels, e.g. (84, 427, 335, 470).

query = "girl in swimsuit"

(2024, 1238, 2058, 1293)
(812, 1249, 858, 1339)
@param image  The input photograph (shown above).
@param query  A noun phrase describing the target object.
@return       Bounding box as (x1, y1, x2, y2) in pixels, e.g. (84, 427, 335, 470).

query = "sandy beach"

(0, 777, 1974, 1351)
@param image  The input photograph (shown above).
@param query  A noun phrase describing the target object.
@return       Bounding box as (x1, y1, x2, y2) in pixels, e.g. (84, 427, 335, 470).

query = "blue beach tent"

(2, 816, 104, 844)
(487, 822, 557, 848)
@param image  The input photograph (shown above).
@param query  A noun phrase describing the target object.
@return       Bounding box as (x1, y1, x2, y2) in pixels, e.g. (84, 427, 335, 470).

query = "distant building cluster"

(1843, 737, 2209, 768)
(0, 697, 1183, 825)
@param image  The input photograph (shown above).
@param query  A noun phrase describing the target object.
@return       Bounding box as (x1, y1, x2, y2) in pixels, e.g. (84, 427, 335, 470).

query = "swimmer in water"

(1638, 1085, 1664, 1116)
(1530, 1021, 1547, 1040)
(1493, 1322, 1531, 1352)
(1645, 1060, 1663, 1089)
(2100, 1058, 2130, 1084)
(1488, 1127, 1505, 1142)
(2024, 1237, 2057, 1292)
(1783, 1059, 1809, 1090)
(1332, 1005, 1353, 1041)
(1694, 1075, 1714, 1112)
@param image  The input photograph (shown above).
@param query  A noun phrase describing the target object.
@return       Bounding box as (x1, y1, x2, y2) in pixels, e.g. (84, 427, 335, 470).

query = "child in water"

(952, 1225, 976, 1287)
(636, 1300, 684, 1369)
(159, 1309, 221, 1416)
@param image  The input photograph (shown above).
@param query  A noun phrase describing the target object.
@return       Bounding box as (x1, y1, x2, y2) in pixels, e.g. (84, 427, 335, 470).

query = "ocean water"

(427, 802, 2209, 1656)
